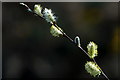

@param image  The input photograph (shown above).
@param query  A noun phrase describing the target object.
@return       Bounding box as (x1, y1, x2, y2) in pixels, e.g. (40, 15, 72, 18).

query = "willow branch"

(20, 3, 109, 80)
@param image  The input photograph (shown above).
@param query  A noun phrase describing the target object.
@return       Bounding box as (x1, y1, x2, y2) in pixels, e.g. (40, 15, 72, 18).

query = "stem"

(20, 3, 109, 80)
(79, 46, 109, 80)
(63, 34, 109, 80)
(54, 23, 110, 80)
(79, 46, 90, 57)
(93, 58, 109, 80)
(101, 71, 109, 80)
(54, 24, 109, 80)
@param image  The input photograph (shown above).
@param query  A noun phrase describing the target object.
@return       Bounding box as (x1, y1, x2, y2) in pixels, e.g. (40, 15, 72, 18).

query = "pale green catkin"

(50, 25, 63, 37)
(87, 41, 98, 59)
(34, 4, 43, 17)
(85, 61, 101, 77)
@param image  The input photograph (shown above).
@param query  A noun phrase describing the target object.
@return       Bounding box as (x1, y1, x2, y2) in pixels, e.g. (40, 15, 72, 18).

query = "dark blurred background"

(2, 2, 119, 79)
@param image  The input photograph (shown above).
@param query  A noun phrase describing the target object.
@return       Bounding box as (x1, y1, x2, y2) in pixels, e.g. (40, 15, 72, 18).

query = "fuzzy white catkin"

(85, 61, 101, 77)
(43, 8, 56, 23)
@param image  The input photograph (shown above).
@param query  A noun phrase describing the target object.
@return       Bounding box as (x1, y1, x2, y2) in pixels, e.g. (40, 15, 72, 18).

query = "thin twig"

(53, 23, 109, 80)
(93, 58, 109, 80)
(20, 3, 109, 80)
